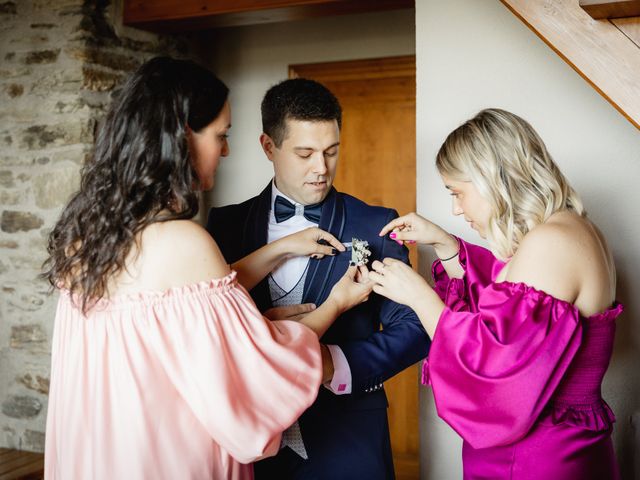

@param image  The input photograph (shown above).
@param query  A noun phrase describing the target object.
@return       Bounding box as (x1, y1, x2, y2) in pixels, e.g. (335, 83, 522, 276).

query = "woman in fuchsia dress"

(370, 108, 621, 479)
(42, 57, 371, 480)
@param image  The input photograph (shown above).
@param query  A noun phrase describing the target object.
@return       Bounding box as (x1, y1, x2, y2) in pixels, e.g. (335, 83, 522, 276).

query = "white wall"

(416, 1, 640, 479)
(199, 9, 415, 208)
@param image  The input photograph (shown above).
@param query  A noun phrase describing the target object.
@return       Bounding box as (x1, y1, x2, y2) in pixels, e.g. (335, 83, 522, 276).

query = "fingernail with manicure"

(389, 232, 397, 239)
(396, 240, 403, 245)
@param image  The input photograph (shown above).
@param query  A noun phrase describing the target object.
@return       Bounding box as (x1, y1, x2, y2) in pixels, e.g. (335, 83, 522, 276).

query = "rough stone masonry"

(0, 0, 193, 452)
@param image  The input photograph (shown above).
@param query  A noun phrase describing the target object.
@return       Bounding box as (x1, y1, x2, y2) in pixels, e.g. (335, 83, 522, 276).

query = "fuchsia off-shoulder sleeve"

(431, 237, 506, 310)
(423, 239, 584, 449)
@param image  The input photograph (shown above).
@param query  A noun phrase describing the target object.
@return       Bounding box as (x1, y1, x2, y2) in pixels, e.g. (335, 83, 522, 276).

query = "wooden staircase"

(499, 0, 640, 130)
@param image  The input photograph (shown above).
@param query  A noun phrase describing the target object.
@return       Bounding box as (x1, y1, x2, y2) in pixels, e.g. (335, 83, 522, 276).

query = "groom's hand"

(263, 303, 317, 321)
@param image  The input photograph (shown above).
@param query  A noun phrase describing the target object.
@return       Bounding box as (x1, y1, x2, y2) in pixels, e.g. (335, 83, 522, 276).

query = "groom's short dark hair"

(261, 78, 342, 147)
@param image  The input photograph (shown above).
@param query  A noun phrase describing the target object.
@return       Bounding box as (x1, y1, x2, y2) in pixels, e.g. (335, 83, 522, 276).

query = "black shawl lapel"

(244, 183, 272, 312)
(302, 188, 346, 305)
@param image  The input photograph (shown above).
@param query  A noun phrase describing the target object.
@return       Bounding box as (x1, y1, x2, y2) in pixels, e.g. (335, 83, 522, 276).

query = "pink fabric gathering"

(45, 271, 321, 480)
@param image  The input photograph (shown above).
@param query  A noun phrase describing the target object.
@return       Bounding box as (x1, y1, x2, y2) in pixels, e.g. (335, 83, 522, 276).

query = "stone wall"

(0, 0, 192, 452)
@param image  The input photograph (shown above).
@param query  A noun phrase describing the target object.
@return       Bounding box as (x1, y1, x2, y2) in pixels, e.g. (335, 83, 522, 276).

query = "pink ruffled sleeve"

(145, 272, 322, 463)
(423, 277, 583, 449)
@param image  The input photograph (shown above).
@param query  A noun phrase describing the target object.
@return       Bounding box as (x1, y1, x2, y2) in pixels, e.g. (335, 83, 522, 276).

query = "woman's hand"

(379, 213, 457, 257)
(369, 258, 445, 338)
(326, 265, 373, 313)
(368, 258, 430, 310)
(278, 227, 346, 259)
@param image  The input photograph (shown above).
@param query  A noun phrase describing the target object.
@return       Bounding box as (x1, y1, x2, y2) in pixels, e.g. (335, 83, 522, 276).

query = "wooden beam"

(123, 0, 414, 33)
(579, 0, 640, 19)
(612, 16, 640, 47)
(289, 55, 415, 82)
(500, 0, 640, 130)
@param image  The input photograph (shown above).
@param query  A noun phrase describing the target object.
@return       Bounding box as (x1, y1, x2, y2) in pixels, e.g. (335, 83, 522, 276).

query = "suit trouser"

(254, 406, 395, 480)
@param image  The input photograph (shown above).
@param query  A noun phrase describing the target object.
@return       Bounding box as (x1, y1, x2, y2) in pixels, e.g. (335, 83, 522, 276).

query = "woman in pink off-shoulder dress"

(370, 108, 621, 479)
(41, 57, 371, 480)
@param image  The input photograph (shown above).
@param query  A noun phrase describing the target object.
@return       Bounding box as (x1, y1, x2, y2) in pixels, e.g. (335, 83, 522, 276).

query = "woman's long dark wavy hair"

(43, 56, 229, 312)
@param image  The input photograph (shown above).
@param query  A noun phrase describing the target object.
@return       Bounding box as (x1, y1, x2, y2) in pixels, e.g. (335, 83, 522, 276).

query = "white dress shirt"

(268, 181, 352, 395)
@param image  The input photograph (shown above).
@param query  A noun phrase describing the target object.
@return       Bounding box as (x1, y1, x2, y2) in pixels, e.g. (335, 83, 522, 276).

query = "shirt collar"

(270, 179, 301, 210)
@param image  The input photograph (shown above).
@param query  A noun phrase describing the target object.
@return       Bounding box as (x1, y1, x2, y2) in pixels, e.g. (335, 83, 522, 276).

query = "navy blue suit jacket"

(207, 184, 430, 477)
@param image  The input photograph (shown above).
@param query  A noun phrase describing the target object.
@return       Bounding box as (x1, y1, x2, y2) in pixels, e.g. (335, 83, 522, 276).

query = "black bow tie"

(274, 195, 323, 224)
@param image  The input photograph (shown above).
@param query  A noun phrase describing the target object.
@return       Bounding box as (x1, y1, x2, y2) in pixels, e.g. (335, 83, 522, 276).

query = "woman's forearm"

(232, 227, 340, 291)
(433, 234, 464, 279)
(297, 297, 344, 338)
(232, 240, 289, 291)
(411, 289, 446, 339)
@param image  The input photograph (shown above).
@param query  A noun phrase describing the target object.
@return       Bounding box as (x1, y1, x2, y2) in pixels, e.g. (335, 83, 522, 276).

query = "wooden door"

(290, 56, 419, 480)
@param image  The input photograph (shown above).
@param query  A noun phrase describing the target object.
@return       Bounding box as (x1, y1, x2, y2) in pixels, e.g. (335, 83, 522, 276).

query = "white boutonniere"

(350, 237, 371, 266)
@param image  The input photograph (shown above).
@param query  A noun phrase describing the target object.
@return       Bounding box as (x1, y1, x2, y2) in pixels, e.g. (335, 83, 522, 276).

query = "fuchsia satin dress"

(45, 271, 322, 480)
(423, 239, 622, 480)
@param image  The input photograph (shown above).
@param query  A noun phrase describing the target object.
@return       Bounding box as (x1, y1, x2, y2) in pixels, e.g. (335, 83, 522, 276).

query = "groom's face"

(261, 118, 340, 206)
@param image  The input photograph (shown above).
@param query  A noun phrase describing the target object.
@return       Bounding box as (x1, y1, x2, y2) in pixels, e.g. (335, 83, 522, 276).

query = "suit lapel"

(244, 183, 272, 311)
(302, 188, 346, 305)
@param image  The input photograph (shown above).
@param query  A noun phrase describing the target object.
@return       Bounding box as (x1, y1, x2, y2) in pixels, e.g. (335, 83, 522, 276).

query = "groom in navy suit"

(206, 78, 430, 479)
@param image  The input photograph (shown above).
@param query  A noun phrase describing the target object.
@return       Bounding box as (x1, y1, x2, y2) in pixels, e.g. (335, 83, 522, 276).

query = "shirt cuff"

(323, 344, 352, 395)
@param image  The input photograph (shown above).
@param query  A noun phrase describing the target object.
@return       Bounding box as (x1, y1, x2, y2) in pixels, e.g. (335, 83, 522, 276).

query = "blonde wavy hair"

(436, 108, 584, 259)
